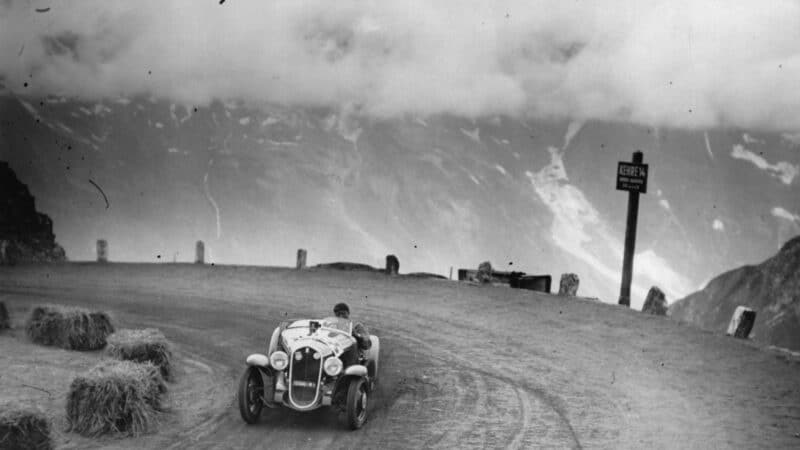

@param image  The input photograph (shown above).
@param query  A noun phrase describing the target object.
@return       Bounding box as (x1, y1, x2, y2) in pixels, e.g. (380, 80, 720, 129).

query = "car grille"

(289, 346, 321, 407)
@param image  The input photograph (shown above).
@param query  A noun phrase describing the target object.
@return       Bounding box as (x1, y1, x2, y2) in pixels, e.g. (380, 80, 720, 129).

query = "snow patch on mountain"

(93, 104, 111, 116)
(261, 117, 279, 127)
(460, 127, 480, 143)
(772, 207, 799, 223)
(19, 99, 38, 117)
(781, 132, 800, 146)
(731, 144, 798, 185)
(239, 117, 251, 126)
(563, 120, 584, 150)
(56, 122, 73, 134)
(712, 219, 725, 231)
(742, 133, 763, 145)
(704, 132, 714, 159)
(494, 164, 507, 176)
(203, 159, 222, 239)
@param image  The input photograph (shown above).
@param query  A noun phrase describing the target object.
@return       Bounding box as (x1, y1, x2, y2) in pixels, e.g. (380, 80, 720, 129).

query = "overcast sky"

(2, 0, 800, 130)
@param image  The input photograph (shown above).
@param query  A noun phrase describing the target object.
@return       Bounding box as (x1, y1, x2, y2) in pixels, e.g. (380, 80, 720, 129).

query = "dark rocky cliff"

(670, 236, 800, 351)
(0, 161, 66, 264)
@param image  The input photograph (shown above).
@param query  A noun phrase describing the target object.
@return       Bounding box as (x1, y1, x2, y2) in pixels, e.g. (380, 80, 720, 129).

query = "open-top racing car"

(238, 316, 379, 429)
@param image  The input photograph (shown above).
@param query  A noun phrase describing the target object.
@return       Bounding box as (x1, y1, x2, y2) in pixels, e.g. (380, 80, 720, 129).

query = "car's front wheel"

(238, 366, 264, 424)
(344, 377, 369, 430)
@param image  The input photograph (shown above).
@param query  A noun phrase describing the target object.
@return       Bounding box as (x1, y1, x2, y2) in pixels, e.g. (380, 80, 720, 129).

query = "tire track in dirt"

(382, 328, 581, 449)
(363, 297, 584, 449)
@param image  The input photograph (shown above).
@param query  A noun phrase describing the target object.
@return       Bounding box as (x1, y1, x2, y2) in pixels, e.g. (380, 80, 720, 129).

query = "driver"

(333, 302, 371, 351)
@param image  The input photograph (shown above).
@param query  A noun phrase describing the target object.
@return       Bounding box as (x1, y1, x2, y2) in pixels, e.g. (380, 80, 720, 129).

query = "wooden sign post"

(616, 151, 648, 307)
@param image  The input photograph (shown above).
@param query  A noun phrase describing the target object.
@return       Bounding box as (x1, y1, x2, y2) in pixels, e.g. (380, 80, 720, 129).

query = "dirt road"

(1, 263, 799, 449)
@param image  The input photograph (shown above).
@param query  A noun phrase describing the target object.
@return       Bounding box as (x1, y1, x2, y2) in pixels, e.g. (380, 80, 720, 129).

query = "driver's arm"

(353, 322, 372, 350)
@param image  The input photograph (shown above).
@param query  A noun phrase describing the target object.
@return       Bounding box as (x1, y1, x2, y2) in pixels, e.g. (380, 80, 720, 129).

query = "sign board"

(616, 162, 648, 194)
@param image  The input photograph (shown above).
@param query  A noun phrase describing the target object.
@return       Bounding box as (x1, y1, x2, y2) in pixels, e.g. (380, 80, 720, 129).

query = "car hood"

(281, 320, 356, 358)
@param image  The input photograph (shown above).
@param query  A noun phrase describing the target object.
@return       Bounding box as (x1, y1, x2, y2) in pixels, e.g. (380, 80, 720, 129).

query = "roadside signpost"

(616, 151, 648, 307)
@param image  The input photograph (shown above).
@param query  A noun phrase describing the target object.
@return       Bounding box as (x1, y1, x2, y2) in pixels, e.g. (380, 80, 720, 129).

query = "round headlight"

(323, 357, 343, 376)
(270, 351, 288, 370)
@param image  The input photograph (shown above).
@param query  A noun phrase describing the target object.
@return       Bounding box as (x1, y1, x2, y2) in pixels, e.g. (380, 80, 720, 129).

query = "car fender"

(246, 353, 269, 367)
(344, 364, 368, 377)
(267, 326, 281, 355)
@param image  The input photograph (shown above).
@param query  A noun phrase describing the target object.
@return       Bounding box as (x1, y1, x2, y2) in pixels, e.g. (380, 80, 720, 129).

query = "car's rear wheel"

(345, 377, 368, 430)
(238, 366, 264, 424)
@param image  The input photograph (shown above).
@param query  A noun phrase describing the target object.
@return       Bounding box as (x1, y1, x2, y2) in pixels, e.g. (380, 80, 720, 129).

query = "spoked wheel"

(345, 377, 369, 430)
(238, 366, 264, 424)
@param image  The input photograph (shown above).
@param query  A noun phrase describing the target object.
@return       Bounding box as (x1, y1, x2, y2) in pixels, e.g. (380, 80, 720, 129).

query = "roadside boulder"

(476, 261, 493, 284)
(726, 306, 756, 339)
(0, 301, 9, 330)
(558, 273, 580, 296)
(385, 254, 399, 275)
(642, 286, 668, 315)
(296, 248, 307, 269)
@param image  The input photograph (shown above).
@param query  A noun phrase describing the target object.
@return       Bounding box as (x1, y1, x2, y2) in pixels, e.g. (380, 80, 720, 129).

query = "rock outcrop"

(642, 286, 668, 315)
(476, 261, 493, 284)
(558, 273, 580, 296)
(726, 306, 757, 339)
(385, 254, 399, 275)
(0, 161, 66, 264)
(670, 235, 800, 351)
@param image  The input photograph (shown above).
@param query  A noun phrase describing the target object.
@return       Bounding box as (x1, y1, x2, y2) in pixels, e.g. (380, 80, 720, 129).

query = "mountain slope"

(670, 236, 800, 351)
(1, 93, 798, 308)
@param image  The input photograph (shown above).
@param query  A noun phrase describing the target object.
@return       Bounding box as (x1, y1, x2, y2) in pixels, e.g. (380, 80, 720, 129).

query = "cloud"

(712, 218, 725, 231)
(731, 144, 799, 184)
(3, 0, 800, 130)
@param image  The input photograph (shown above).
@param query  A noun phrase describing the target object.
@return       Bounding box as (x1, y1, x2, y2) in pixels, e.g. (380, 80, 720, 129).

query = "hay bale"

(66, 360, 166, 437)
(25, 305, 114, 350)
(642, 286, 668, 315)
(0, 301, 9, 330)
(0, 406, 53, 450)
(106, 329, 173, 380)
(476, 261, 493, 284)
(385, 254, 399, 275)
(558, 273, 580, 296)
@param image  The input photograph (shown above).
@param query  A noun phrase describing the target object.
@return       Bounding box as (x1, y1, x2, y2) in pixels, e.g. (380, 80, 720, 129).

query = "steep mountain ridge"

(670, 236, 800, 350)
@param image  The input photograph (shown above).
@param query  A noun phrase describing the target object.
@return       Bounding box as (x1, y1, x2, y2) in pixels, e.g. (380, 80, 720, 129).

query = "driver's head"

(333, 302, 350, 319)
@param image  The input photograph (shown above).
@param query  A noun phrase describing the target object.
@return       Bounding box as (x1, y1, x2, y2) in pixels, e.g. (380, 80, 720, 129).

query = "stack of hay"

(66, 360, 166, 437)
(0, 405, 53, 450)
(105, 329, 173, 380)
(25, 305, 114, 350)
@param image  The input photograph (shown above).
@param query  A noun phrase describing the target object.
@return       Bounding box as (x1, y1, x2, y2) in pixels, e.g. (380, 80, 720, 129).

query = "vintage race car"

(238, 317, 379, 429)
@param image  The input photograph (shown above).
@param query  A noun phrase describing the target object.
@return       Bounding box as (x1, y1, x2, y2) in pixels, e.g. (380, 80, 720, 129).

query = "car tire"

(366, 336, 380, 390)
(344, 377, 369, 430)
(238, 366, 264, 424)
